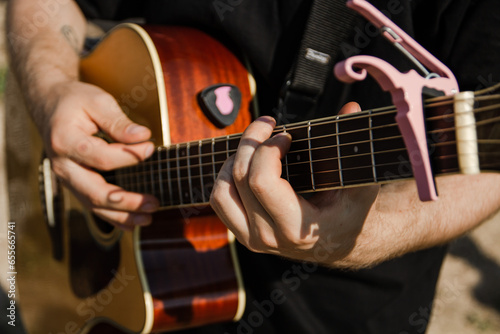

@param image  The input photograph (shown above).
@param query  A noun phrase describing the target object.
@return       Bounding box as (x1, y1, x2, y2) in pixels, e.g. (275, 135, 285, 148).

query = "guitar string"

(105, 147, 500, 192)
(106, 100, 500, 174)
(104, 129, 500, 189)
(113, 152, 500, 204)
(152, 159, 500, 206)
(116, 95, 497, 171)
(103, 117, 500, 184)
(101, 114, 499, 188)
(101, 97, 500, 188)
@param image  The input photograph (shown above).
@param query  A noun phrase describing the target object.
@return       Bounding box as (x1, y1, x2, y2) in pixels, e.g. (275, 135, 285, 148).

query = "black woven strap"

(283, 0, 357, 114)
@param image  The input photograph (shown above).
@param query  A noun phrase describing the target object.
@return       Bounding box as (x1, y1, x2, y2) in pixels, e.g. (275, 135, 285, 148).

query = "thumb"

(338, 101, 361, 115)
(90, 92, 151, 143)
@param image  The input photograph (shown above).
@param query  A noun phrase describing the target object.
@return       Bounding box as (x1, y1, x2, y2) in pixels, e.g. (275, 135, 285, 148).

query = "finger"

(233, 116, 276, 179)
(338, 101, 361, 115)
(232, 116, 280, 248)
(85, 90, 152, 144)
(52, 157, 159, 213)
(55, 127, 155, 171)
(210, 155, 251, 244)
(248, 132, 309, 236)
(91, 208, 153, 231)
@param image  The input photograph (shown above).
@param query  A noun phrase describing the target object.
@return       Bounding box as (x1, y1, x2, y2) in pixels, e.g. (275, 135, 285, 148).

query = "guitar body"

(10, 24, 252, 333)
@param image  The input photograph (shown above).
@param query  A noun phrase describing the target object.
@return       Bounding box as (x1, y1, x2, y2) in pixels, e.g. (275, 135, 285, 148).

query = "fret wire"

(116, 169, 123, 190)
(167, 146, 173, 204)
(369, 109, 378, 183)
(149, 152, 156, 200)
(186, 143, 194, 204)
(132, 165, 138, 192)
(199, 140, 205, 202)
(135, 163, 142, 193)
(226, 135, 230, 160)
(283, 124, 290, 182)
(126, 166, 132, 192)
(211, 138, 216, 184)
(336, 116, 344, 187)
(307, 121, 315, 190)
(176, 144, 183, 205)
(142, 154, 149, 195)
(157, 148, 165, 206)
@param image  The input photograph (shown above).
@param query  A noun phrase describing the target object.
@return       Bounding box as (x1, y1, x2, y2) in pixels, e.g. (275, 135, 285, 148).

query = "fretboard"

(104, 98, 477, 209)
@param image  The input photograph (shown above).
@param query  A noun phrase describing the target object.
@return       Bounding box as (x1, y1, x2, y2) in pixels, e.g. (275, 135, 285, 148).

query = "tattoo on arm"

(61, 25, 81, 54)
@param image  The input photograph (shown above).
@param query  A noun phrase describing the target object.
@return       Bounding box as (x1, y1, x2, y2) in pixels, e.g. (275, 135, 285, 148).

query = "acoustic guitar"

(8, 23, 499, 334)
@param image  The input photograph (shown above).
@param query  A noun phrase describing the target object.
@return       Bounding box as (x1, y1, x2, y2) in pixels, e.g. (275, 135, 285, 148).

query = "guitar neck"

(105, 92, 500, 209)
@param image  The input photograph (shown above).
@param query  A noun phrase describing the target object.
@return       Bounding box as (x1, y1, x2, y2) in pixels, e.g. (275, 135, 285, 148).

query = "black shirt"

(75, 1, 500, 333)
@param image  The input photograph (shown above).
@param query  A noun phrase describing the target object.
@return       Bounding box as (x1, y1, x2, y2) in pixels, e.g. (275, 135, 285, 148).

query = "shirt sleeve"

(74, 0, 144, 20)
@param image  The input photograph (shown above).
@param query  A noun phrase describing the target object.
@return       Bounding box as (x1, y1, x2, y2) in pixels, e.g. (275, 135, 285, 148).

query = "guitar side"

(11, 24, 253, 333)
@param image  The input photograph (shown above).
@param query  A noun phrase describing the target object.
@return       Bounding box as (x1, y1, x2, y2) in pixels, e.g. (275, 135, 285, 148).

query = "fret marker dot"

(354, 146, 359, 153)
(297, 155, 301, 161)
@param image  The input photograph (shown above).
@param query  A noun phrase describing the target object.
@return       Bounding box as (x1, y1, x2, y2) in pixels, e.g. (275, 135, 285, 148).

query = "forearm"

(6, 0, 86, 126)
(338, 173, 500, 268)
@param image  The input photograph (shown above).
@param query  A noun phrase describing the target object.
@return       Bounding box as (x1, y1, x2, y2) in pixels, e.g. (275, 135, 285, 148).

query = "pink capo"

(334, 0, 459, 201)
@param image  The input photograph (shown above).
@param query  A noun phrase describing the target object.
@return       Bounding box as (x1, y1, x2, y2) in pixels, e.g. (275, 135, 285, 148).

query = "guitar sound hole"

(93, 215, 116, 235)
(68, 209, 120, 298)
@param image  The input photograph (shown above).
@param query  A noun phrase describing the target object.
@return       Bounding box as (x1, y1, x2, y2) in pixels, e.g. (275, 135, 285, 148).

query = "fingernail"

(144, 143, 155, 158)
(255, 116, 276, 125)
(127, 124, 149, 135)
(273, 132, 292, 139)
(141, 202, 158, 213)
(108, 192, 123, 203)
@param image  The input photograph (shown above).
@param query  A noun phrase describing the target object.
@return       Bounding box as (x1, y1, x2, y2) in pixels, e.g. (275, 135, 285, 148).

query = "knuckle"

(92, 91, 116, 110)
(247, 172, 266, 195)
(88, 192, 105, 208)
(245, 238, 265, 254)
(95, 157, 114, 171)
(258, 232, 277, 250)
(232, 161, 247, 184)
(209, 183, 225, 207)
(208, 191, 219, 210)
(281, 231, 310, 249)
(49, 132, 67, 156)
(51, 159, 70, 181)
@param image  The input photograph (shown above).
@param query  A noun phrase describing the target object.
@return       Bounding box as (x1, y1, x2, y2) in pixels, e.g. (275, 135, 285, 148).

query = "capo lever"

(334, 0, 459, 201)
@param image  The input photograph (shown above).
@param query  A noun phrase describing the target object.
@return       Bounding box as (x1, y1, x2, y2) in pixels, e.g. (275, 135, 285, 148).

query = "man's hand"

(211, 102, 500, 268)
(210, 102, 380, 265)
(42, 81, 159, 230)
(7, 0, 159, 230)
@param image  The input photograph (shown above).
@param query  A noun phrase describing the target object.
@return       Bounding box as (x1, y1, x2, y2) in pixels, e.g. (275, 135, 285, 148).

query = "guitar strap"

(279, 0, 358, 121)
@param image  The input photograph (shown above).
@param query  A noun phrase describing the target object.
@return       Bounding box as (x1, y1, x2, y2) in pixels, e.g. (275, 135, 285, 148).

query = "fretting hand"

(210, 102, 380, 265)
